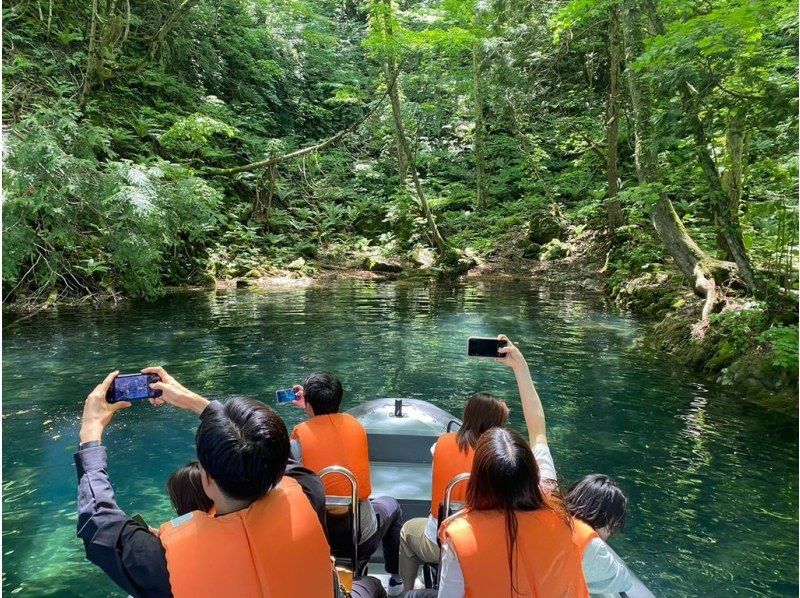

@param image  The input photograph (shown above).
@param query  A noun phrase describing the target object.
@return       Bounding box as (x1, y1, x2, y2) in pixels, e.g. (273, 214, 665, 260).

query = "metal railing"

(425, 472, 470, 590)
(443, 472, 470, 520)
(318, 465, 360, 586)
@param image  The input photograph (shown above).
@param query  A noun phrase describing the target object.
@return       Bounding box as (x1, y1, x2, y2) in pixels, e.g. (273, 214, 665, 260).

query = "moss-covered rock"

(539, 239, 571, 261)
(410, 245, 435, 269)
(645, 298, 799, 414)
(522, 242, 542, 259)
(287, 258, 306, 270)
(528, 202, 567, 245)
(362, 256, 402, 273)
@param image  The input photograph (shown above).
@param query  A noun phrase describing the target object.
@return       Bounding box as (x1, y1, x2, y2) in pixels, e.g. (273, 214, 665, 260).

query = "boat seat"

(318, 466, 367, 585)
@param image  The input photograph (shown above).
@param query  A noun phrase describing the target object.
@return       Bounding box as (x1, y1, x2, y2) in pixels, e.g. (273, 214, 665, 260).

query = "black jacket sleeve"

(75, 445, 172, 597)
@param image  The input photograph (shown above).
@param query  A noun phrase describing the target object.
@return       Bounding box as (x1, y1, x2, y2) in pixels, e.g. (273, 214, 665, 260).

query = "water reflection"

(2, 279, 797, 596)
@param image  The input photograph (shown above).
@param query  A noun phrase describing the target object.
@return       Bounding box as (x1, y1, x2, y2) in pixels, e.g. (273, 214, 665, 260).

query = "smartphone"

(276, 388, 297, 405)
(467, 337, 508, 358)
(131, 513, 149, 529)
(106, 373, 162, 403)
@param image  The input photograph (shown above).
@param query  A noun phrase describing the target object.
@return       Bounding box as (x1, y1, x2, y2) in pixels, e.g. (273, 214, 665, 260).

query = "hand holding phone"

(467, 337, 508, 359)
(106, 373, 162, 403)
(276, 388, 297, 405)
(81, 371, 131, 445)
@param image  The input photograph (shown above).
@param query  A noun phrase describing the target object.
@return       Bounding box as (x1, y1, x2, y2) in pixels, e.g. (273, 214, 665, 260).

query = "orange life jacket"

(441, 508, 589, 598)
(430, 433, 474, 517)
(292, 413, 372, 501)
(158, 477, 333, 598)
(572, 518, 600, 555)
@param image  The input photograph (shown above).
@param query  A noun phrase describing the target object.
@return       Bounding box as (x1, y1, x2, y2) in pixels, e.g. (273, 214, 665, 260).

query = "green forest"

(3, 0, 798, 407)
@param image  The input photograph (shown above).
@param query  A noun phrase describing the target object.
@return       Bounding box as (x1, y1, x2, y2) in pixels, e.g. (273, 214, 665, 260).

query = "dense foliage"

(3, 0, 798, 393)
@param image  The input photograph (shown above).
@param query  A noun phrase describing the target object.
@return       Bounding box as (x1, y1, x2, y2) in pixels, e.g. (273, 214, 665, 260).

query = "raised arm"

(76, 372, 171, 596)
(495, 335, 547, 446)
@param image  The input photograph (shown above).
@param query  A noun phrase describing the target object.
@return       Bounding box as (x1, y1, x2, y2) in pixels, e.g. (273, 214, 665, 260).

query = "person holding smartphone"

(75, 369, 387, 598)
(494, 340, 634, 596)
(290, 372, 406, 596)
(398, 334, 559, 591)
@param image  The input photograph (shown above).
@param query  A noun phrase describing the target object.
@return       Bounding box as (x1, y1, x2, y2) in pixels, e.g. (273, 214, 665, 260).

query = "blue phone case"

(276, 389, 297, 404)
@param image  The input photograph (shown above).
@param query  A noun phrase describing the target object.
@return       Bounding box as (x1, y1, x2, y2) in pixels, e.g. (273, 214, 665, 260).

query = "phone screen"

(276, 389, 297, 405)
(106, 374, 162, 403)
(467, 337, 508, 358)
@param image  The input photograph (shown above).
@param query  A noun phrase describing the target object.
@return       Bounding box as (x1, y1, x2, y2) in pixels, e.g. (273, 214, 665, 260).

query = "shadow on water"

(2, 279, 797, 596)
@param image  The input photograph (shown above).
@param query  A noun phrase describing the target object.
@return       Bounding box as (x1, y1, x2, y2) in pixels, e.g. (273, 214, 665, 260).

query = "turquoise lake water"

(2, 279, 797, 596)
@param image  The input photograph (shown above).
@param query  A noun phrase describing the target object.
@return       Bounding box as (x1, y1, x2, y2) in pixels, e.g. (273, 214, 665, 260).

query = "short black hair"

(195, 397, 289, 503)
(303, 372, 343, 415)
(565, 474, 628, 535)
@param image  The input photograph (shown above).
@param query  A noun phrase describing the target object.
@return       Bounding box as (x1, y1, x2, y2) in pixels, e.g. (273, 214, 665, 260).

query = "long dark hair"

(466, 428, 570, 595)
(566, 473, 627, 535)
(167, 461, 214, 516)
(456, 393, 509, 453)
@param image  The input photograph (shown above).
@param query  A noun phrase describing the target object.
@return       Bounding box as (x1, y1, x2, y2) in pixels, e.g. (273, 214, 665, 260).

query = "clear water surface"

(2, 280, 797, 596)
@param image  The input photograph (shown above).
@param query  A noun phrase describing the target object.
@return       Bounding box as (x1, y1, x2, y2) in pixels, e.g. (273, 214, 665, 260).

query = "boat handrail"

(443, 472, 470, 520)
(446, 419, 461, 433)
(318, 465, 360, 580)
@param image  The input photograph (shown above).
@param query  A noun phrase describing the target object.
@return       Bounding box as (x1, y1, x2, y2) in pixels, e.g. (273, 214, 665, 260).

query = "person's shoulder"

(291, 419, 309, 436)
(285, 461, 321, 484)
(441, 509, 473, 534)
(340, 412, 368, 431)
(583, 536, 624, 568)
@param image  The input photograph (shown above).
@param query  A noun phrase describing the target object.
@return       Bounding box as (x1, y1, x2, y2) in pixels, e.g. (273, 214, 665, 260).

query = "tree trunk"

(79, 0, 100, 108)
(722, 108, 745, 215)
(606, 4, 624, 232)
(387, 76, 447, 252)
(642, 0, 756, 291)
(472, 44, 488, 210)
(386, 56, 408, 184)
(149, 0, 202, 60)
(379, 0, 407, 184)
(79, 0, 126, 109)
(622, 0, 735, 322)
(377, 0, 447, 253)
(718, 107, 745, 256)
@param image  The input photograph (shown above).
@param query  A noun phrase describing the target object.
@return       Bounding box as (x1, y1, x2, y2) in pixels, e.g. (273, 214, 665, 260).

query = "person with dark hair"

(566, 474, 633, 595)
(495, 339, 634, 596)
(398, 392, 509, 591)
(398, 334, 558, 591)
(75, 368, 387, 598)
(166, 461, 214, 516)
(290, 372, 405, 596)
(437, 427, 588, 596)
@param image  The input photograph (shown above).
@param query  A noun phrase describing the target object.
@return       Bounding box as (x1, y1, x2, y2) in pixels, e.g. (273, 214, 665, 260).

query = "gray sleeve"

(359, 499, 378, 542)
(290, 438, 303, 463)
(582, 537, 633, 595)
(75, 446, 171, 596)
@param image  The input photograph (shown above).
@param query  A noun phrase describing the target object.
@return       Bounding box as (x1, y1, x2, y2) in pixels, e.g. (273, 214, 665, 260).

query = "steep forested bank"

(3, 0, 798, 407)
